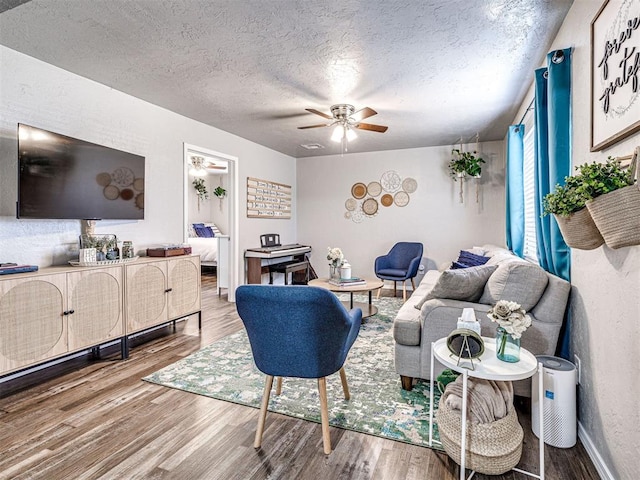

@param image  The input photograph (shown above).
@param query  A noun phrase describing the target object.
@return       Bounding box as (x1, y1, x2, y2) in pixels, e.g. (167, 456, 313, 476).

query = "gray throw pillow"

(479, 261, 549, 311)
(414, 264, 498, 310)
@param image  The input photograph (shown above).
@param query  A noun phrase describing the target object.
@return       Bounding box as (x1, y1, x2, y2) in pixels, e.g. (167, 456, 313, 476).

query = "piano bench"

(269, 260, 310, 285)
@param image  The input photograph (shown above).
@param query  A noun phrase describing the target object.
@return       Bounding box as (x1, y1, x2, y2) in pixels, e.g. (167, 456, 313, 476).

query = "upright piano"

(245, 243, 312, 283)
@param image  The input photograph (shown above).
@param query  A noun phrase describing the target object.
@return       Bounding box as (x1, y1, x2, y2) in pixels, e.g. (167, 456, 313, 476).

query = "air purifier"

(532, 355, 577, 448)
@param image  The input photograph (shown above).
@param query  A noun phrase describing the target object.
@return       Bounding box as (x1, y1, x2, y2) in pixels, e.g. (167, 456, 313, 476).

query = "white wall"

(187, 173, 228, 230)
(297, 142, 506, 280)
(510, 3, 640, 478)
(0, 46, 297, 295)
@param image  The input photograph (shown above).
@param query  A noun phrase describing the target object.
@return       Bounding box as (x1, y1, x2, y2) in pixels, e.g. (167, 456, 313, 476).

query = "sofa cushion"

(479, 261, 549, 311)
(414, 264, 497, 310)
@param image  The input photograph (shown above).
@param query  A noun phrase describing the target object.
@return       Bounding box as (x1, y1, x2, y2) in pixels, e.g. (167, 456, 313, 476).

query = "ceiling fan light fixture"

(189, 155, 208, 176)
(331, 124, 344, 143)
(345, 126, 357, 142)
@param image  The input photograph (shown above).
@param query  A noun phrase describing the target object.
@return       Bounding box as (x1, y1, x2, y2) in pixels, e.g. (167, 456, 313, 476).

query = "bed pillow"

(193, 223, 215, 238)
(414, 264, 498, 310)
(204, 223, 222, 235)
(187, 224, 197, 238)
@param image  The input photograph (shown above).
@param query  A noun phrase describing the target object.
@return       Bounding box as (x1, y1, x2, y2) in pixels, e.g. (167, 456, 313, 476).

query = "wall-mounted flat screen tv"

(17, 124, 145, 220)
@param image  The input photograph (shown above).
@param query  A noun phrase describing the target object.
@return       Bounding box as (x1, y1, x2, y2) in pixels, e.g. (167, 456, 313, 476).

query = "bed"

(188, 237, 219, 267)
(187, 222, 223, 268)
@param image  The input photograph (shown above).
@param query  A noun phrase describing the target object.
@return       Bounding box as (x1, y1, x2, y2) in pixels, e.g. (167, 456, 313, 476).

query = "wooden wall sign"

(246, 177, 292, 219)
(590, 0, 640, 151)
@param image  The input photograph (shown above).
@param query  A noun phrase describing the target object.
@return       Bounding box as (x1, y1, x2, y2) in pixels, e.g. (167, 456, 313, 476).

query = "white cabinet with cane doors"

(67, 267, 124, 351)
(0, 272, 68, 374)
(0, 255, 200, 377)
(125, 255, 201, 335)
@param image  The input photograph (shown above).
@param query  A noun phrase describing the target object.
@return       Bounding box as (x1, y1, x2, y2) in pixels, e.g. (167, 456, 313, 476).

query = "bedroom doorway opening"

(183, 143, 238, 301)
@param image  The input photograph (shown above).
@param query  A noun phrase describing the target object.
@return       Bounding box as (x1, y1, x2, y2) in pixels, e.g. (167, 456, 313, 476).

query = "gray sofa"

(393, 245, 571, 397)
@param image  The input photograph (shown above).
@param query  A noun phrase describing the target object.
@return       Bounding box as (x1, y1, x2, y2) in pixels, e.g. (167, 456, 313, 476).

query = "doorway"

(183, 143, 238, 301)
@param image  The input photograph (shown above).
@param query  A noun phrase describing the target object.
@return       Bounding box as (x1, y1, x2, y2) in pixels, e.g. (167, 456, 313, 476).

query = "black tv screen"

(17, 124, 145, 220)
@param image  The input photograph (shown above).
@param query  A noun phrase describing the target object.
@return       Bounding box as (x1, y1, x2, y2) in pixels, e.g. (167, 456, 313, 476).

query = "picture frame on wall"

(590, 0, 640, 152)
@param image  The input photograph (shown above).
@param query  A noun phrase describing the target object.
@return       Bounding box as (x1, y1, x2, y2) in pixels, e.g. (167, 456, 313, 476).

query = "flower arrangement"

(326, 247, 344, 267)
(487, 300, 532, 338)
(487, 300, 532, 358)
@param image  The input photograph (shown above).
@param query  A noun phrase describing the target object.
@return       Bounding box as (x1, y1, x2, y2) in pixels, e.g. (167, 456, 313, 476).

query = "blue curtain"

(506, 125, 525, 257)
(534, 48, 572, 358)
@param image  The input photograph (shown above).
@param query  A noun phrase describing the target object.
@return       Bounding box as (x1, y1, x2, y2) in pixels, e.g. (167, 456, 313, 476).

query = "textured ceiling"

(0, 0, 573, 158)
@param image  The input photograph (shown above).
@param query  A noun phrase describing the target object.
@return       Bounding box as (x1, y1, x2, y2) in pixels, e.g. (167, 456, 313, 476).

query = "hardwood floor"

(0, 273, 600, 480)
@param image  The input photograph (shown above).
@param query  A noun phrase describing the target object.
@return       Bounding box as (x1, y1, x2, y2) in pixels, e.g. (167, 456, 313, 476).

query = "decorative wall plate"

(402, 177, 418, 193)
(380, 171, 402, 192)
(351, 209, 364, 223)
(367, 181, 382, 197)
(344, 211, 352, 219)
(362, 198, 378, 216)
(111, 167, 135, 187)
(394, 190, 410, 207)
(345, 198, 357, 211)
(96, 172, 112, 187)
(380, 193, 393, 207)
(351, 182, 367, 199)
(103, 185, 120, 200)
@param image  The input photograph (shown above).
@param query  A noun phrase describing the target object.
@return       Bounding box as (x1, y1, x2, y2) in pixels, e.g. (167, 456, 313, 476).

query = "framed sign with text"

(246, 177, 292, 219)
(591, 0, 640, 151)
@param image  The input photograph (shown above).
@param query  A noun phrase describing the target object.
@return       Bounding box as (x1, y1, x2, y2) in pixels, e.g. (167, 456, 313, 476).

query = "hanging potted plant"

(449, 149, 485, 179)
(582, 150, 640, 249)
(543, 174, 604, 250)
(450, 149, 485, 203)
(192, 178, 209, 211)
(213, 186, 226, 212)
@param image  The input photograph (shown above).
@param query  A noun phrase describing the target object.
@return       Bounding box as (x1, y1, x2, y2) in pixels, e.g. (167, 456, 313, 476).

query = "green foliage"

(543, 157, 633, 217)
(192, 178, 209, 201)
(449, 149, 485, 179)
(213, 186, 226, 198)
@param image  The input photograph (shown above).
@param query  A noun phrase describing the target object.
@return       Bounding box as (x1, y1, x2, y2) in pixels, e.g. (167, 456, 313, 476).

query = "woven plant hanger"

(436, 396, 524, 475)
(586, 146, 640, 249)
(554, 207, 604, 250)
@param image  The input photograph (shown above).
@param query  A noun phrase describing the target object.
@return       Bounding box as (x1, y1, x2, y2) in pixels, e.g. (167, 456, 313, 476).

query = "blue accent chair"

(235, 284, 362, 454)
(374, 242, 424, 301)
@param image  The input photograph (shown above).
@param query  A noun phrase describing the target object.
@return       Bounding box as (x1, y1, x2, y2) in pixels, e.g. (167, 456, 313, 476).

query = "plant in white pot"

(449, 149, 485, 203)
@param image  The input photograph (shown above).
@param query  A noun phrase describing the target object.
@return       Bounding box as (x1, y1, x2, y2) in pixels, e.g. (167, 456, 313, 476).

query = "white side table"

(429, 337, 544, 480)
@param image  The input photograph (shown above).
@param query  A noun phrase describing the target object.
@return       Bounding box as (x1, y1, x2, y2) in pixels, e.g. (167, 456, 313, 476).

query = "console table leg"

(121, 336, 129, 360)
(198, 311, 202, 330)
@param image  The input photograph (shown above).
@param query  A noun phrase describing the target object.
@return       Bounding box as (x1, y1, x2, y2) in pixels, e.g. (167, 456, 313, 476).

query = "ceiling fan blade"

(355, 122, 388, 133)
(305, 108, 332, 120)
(206, 165, 227, 170)
(297, 123, 330, 129)
(351, 107, 377, 122)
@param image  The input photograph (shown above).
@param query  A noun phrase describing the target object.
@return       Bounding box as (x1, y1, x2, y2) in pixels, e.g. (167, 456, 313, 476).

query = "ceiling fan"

(298, 104, 388, 144)
(189, 155, 228, 176)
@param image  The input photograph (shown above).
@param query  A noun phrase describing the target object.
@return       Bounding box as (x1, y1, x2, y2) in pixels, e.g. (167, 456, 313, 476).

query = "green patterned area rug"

(143, 295, 441, 449)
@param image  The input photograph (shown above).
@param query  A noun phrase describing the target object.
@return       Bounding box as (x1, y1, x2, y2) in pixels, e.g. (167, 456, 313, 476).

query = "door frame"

(183, 143, 239, 302)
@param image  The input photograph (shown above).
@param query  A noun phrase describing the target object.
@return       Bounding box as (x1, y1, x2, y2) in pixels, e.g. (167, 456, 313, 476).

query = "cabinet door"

(67, 267, 124, 351)
(125, 261, 168, 334)
(167, 256, 201, 319)
(0, 274, 67, 374)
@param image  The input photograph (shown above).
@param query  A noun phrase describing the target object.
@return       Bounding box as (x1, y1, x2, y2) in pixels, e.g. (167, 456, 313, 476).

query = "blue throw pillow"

(193, 224, 215, 237)
(451, 261, 470, 269)
(456, 250, 490, 267)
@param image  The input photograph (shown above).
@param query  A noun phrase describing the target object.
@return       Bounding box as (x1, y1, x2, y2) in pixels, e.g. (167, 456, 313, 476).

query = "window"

(522, 114, 537, 262)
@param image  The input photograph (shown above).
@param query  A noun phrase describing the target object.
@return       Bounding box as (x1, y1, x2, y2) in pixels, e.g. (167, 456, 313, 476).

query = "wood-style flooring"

(0, 273, 600, 479)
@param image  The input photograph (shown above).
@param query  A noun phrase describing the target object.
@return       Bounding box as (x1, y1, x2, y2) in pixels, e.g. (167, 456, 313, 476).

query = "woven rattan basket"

(554, 208, 604, 250)
(585, 147, 640, 250)
(436, 397, 523, 475)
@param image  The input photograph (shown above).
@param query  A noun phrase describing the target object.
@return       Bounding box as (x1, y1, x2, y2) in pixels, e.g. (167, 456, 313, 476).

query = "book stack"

(0, 263, 39, 275)
(328, 277, 366, 287)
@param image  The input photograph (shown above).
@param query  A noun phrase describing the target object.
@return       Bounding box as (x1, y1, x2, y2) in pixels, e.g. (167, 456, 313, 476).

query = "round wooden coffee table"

(308, 277, 383, 318)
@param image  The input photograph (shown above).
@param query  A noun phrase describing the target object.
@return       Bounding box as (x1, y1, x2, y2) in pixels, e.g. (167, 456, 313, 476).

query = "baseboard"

(578, 421, 615, 480)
